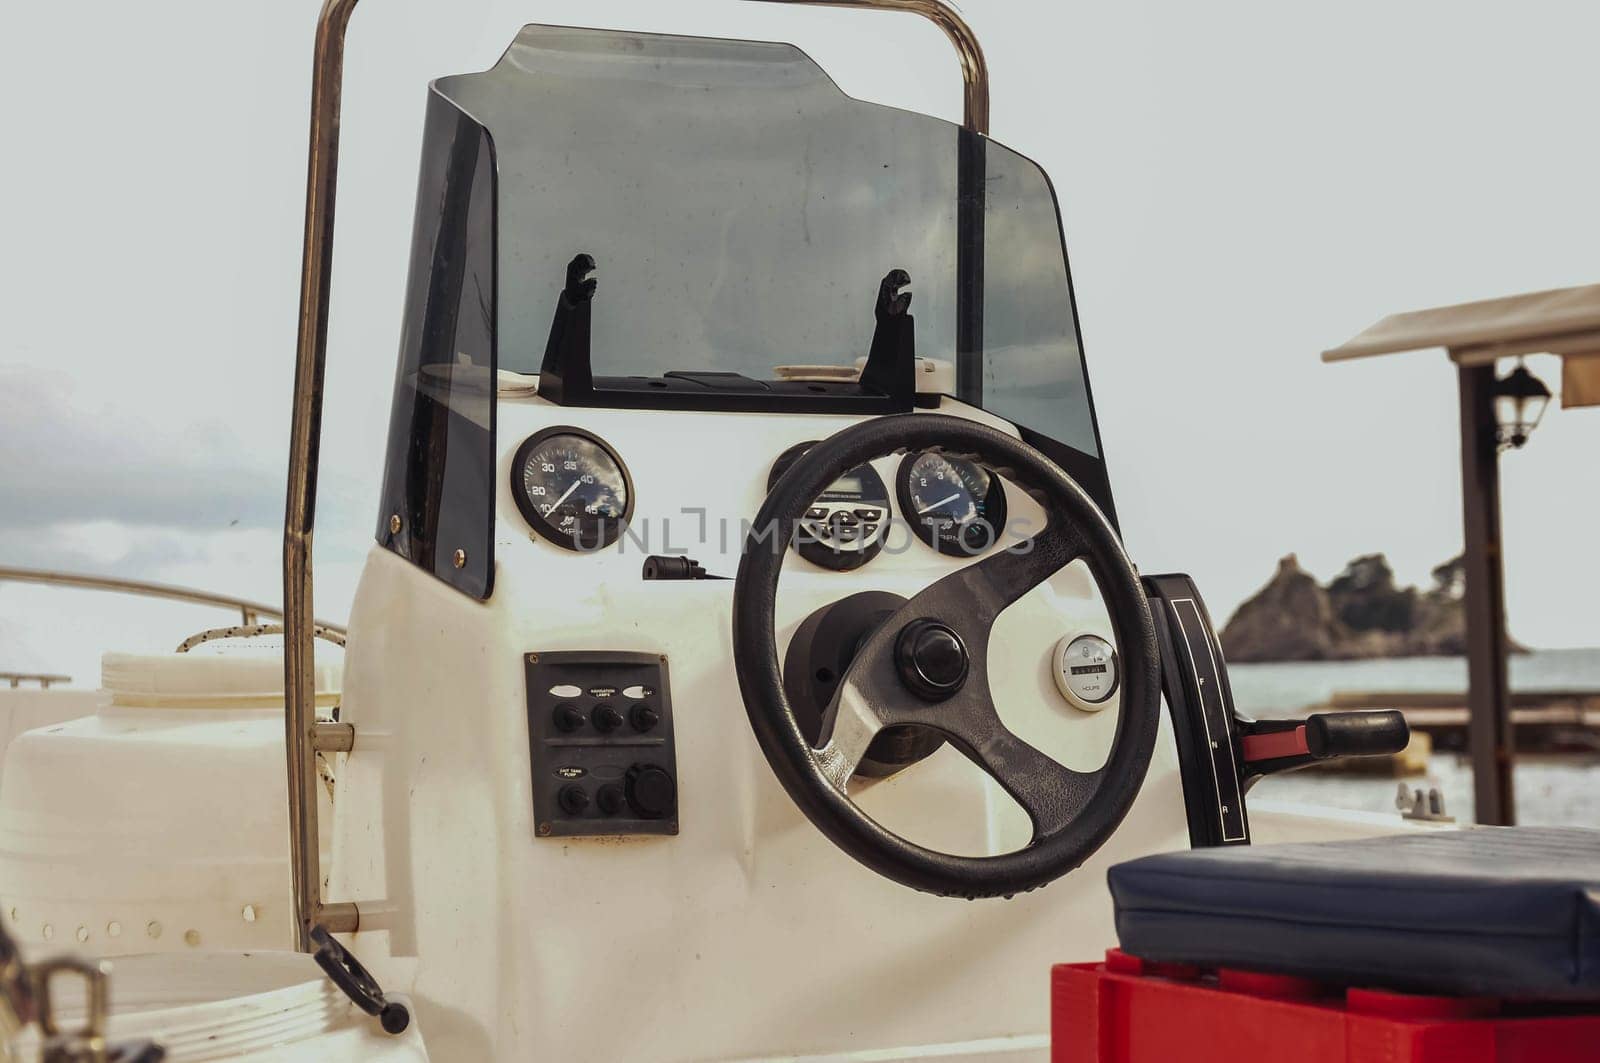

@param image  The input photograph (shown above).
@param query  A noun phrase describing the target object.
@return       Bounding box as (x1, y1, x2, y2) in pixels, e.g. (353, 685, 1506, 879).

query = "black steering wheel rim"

(732, 414, 1160, 899)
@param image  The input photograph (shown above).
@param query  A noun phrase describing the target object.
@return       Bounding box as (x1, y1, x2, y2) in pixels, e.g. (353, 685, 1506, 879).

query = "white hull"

(6, 952, 426, 1062)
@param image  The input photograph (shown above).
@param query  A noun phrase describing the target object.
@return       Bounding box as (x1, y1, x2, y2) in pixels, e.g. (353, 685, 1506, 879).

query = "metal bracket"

(313, 723, 356, 754)
(33, 956, 110, 1063)
(1396, 784, 1455, 823)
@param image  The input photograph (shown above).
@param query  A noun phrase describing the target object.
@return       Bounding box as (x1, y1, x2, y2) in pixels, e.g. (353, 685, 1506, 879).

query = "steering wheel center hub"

(894, 619, 970, 702)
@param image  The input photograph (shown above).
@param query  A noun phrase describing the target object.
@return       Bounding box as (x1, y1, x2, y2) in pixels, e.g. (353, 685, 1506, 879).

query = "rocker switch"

(596, 785, 626, 816)
(558, 785, 590, 815)
(591, 704, 624, 733)
(553, 704, 586, 733)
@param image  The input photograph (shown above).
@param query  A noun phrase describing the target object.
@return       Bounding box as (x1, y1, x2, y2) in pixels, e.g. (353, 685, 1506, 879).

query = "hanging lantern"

(1492, 361, 1552, 450)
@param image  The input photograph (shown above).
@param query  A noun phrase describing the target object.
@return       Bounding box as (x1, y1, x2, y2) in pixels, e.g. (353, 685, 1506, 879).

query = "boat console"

(0, 7, 1422, 1061)
(302, 23, 1408, 1059)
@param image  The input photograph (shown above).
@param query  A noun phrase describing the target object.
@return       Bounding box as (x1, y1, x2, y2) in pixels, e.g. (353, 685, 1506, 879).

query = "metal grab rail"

(284, 0, 992, 951)
(2, 674, 72, 690)
(747, 0, 990, 134)
(0, 565, 345, 633)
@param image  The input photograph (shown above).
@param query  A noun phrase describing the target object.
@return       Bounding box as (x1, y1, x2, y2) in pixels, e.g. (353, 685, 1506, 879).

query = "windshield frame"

(376, 23, 1120, 602)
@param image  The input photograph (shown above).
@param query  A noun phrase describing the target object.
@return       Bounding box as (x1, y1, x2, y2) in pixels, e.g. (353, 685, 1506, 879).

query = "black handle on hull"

(310, 925, 411, 1035)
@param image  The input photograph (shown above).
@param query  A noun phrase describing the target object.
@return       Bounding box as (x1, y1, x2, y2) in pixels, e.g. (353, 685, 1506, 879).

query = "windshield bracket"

(535, 254, 916, 415)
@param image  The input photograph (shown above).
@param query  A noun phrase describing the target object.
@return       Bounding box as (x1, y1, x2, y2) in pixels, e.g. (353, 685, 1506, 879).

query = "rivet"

(241, 904, 258, 923)
(389, 514, 402, 535)
(41, 924, 53, 941)
(184, 929, 201, 947)
(107, 921, 122, 938)
(537, 822, 552, 836)
(147, 921, 162, 940)
(453, 548, 467, 569)
(75, 926, 89, 943)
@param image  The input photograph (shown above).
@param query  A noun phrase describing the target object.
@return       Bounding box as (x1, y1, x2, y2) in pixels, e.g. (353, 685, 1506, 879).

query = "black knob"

(894, 619, 970, 702)
(629, 703, 660, 733)
(557, 784, 590, 815)
(591, 704, 624, 734)
(552, 703, 586, 733)
(596, 784, 626, 816)
(625, 764, 676, 819)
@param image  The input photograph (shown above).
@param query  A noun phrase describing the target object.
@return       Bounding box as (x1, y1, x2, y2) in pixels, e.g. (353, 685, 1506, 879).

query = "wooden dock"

(1325, 690, 1600, 756)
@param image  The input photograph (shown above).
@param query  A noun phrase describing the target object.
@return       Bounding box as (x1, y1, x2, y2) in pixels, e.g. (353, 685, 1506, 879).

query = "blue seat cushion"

(1109, 827, 1600, 1000)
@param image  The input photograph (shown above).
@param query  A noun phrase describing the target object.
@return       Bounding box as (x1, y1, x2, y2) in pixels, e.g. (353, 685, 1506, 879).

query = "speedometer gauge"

(512, 427, 634, 552)
(896, 451, 1008, 557)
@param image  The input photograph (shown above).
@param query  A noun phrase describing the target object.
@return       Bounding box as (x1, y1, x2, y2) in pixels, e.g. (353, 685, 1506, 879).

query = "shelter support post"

(1455, 359, 1515, 824)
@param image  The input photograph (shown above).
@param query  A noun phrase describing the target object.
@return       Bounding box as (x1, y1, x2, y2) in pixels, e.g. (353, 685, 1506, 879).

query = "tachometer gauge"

(896, 451, 1008, 557)
(512, 427, 634, 552)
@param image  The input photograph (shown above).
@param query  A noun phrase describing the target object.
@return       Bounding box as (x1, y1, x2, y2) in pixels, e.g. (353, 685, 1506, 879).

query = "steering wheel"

(733, 414, 1160, 898)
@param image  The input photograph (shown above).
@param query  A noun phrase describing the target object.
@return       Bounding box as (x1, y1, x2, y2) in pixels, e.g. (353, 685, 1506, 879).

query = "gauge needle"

(549, 480, 583, 511)
(917, 493, 961, 515)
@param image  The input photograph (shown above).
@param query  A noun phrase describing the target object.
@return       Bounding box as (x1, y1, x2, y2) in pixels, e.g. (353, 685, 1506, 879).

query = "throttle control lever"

(1144, 573, 1412, 850)
(1240, 710, 1410, 781)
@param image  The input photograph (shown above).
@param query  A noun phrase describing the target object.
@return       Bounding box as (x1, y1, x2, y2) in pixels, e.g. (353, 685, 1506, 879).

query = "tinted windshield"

(436, 25, 1100, 458)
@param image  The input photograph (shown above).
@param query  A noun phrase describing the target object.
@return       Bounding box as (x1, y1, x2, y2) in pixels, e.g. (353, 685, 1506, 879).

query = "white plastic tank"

(0, 687, 106, 793)
(0, 651, 339, 957)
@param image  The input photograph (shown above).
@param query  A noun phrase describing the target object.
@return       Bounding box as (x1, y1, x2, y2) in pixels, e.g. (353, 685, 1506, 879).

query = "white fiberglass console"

(333, 397, 1192, 1061)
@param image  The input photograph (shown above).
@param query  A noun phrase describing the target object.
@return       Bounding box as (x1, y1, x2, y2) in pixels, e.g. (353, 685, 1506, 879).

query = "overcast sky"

(2, 0, 1597, 684)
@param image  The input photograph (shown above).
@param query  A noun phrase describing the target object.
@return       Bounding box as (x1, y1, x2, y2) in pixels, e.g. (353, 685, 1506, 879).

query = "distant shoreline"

(1220, 553, 1529, 664)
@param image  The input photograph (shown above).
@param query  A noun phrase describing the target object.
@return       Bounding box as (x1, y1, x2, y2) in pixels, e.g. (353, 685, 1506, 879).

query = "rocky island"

(1220, 553, 1523, 663)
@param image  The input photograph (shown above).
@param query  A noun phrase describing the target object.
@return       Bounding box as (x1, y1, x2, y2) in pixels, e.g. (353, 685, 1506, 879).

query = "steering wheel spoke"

(894, 521, 1087, 651)
(814, 682, 888, 790)
(939, 705, 1101, 839)
(969, 520, 1087, 613)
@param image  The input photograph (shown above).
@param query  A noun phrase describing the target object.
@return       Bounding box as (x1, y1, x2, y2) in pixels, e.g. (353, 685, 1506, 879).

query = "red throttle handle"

(1241, 711, 1409, 778)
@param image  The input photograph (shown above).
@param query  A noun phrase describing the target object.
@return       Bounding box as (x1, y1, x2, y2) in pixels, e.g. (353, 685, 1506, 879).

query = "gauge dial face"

(896, 452, 1008, 557)
(1053, 633, 1120, 711)
(512, 428, 633, 552)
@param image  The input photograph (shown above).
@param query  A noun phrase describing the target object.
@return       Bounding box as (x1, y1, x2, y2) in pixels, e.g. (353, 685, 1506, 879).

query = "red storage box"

(1052, 951, 1600, 1063)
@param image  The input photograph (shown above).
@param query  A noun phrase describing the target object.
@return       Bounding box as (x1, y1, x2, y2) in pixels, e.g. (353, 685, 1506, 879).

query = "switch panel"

(524, 650, 679, 838)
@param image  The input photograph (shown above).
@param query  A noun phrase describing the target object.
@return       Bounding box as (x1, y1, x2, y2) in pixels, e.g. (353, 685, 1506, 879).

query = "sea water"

(1231, 647, 1600, 826)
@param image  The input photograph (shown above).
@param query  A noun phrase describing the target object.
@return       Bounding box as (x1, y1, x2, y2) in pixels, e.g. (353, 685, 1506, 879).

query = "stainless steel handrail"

(0, 565, 345, 633)
(284, 0, 992, 951)
(747, 0, 990, 134)
(2, 674, 73, 690)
